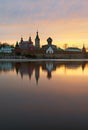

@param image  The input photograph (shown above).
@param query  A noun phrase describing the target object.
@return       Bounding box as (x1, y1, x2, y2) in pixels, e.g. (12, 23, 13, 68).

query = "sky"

(0, 0, 88, 48)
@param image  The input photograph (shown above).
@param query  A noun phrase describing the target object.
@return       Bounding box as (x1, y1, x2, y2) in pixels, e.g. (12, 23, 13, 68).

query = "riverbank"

(0, 58, 88, 62)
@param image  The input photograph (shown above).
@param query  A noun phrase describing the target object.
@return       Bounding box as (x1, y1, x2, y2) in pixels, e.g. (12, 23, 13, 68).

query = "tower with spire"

(35, 31, 40, 49)
(82, 44, 86, 54)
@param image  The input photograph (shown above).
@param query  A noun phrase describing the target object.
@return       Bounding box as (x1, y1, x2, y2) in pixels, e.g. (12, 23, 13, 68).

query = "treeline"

(0, 42, 14, 48)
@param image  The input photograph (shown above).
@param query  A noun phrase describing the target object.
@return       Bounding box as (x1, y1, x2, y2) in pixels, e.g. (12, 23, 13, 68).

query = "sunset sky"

(0, 0, 88, 48)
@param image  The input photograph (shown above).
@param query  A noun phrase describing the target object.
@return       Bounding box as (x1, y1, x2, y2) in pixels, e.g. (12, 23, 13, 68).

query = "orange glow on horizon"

(0, 18, 88, 49)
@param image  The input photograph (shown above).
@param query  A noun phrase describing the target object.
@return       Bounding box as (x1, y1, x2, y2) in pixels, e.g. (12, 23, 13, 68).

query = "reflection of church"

(15, 63, 34, 79)
(15, 62, 56, 82)
(42, 62, 56, 79)
(15, 62, 40, 84)
(0, 61, 87, 84)
(14, 61, 87, 84)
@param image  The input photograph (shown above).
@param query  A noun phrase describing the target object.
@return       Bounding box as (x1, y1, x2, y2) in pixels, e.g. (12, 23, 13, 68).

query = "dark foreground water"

(0, 61, 88, 129)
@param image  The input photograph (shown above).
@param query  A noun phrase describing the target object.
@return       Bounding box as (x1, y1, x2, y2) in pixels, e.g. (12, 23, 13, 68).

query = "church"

(15, 31, 57, 53)
(42, 37, 57, 54)
(15, 31, 41, 55)
(16, 31, 40, 51)
(19, 36, 34, 50)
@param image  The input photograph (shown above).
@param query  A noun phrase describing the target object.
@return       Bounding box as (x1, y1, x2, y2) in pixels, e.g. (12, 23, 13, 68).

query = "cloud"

(0, 0, 88, 24)
(0, 0, 88, 47)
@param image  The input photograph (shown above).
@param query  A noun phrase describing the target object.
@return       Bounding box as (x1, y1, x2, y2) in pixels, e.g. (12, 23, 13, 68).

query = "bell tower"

(82, 44, 86, 55)
(35, 31, 40, 49)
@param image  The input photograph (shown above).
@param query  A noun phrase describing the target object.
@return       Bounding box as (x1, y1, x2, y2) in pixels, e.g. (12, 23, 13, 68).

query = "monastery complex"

(14, 31, 87, 59)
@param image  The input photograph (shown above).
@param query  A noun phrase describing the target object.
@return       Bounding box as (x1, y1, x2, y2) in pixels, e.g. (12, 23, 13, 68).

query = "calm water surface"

(0, 61, 88, 129)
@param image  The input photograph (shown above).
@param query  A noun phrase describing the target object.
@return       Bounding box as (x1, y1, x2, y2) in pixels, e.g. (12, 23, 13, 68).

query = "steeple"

(20, 37, 23, 43)
(35, 31, 40, 49)
(36, 31, 40, 40)
(82, 44, 86, 54)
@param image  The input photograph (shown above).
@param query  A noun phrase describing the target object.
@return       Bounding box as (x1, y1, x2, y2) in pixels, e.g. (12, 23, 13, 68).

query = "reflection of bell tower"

(35, 64, 40, 85)
(35, 31, 40, 49)
(15, 63, 21, 75)
(82, 62, 86, 72)
(47, 71, 52, 79)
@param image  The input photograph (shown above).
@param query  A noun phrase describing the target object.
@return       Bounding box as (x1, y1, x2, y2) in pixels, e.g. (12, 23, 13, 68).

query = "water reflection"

(14, 61, 88, 81)
(0, 62, 14, 72)
(0, 61, 88, 129)
(0, 61, 87, 83)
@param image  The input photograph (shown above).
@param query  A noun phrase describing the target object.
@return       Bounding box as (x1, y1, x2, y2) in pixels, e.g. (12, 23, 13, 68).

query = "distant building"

(35, 31, 40, 49)
(0, 46, 13, 53)
(65, 47, 81, 52)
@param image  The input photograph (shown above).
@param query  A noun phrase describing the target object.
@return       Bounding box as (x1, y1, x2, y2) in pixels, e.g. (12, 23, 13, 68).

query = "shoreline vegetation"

(0, 50, 88, 62)
(0, 52, 87, 62)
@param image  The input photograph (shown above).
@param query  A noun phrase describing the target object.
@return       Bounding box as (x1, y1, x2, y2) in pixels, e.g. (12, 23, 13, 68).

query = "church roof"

(47, 37, 52, 42)
(57, 48, 63, 51)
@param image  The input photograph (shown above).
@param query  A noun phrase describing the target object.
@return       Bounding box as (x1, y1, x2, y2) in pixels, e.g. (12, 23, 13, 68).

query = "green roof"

(57, 48, 63, 51)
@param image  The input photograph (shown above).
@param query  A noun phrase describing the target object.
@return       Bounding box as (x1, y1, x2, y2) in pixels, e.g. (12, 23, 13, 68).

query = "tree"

(15, 41, 19, 48)
(63, 43, 68, 49)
